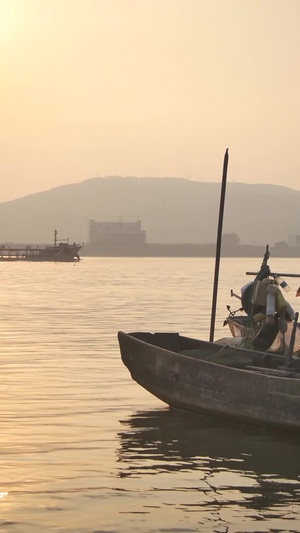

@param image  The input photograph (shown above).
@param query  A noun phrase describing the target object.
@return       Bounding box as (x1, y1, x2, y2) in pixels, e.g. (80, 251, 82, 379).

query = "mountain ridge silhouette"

(0, 176, 299, 246)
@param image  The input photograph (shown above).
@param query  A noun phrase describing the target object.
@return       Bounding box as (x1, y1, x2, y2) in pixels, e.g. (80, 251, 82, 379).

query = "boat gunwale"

(119, 331, 300, 381)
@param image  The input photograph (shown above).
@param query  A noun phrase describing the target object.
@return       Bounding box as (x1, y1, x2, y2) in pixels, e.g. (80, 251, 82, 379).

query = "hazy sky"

(1, 0, 300, 202)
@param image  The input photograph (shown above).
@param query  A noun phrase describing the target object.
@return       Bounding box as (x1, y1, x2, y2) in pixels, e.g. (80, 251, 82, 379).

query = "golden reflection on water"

(0, 257, 300, 532)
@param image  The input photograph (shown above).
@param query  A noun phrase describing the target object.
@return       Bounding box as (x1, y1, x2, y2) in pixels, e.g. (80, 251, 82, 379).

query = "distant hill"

(0, 176, 299, 246)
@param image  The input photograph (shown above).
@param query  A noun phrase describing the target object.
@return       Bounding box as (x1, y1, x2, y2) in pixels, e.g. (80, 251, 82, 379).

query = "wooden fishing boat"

(118, 151, 300, 430)
(118, 328, 300, 430)
(118, 246, 300, 431)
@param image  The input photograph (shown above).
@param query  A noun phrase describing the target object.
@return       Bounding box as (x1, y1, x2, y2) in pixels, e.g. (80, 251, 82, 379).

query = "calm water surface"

(1, 257, 300, 532)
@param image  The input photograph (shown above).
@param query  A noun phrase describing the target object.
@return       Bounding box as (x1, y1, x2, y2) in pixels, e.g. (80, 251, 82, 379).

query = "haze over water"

(1, 257, 300, 532)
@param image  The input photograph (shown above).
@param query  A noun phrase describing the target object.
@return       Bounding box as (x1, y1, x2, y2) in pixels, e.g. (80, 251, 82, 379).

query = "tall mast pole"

(209, 149, 229, 342)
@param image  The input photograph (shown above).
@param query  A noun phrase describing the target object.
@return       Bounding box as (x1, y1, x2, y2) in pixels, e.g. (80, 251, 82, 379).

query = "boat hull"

(0, 244, 82, 262)
(118, 331, 300, 430)
(27, 244, 82, 262)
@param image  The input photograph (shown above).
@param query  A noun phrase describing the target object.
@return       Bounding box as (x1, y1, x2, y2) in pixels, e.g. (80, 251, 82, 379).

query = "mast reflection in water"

(118, 408, 300, 531)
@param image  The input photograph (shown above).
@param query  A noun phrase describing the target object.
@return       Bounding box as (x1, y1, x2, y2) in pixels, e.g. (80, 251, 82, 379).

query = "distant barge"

(0, 231, 83, 262)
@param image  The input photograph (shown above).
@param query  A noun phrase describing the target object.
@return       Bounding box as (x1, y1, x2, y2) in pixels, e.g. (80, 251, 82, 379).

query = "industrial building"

(87, 218, 147, 255)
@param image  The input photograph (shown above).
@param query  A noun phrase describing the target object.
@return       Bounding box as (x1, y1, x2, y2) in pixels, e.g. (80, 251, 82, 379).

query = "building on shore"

(86, 218, 147, 255)
(81, 222, 300, 258)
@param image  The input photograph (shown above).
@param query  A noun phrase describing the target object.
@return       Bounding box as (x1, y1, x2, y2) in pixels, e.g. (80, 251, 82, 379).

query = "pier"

(0, 246, 45, 261)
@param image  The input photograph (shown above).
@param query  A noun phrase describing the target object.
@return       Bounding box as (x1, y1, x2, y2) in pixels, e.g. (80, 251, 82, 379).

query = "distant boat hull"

(0, 243, 82, 262)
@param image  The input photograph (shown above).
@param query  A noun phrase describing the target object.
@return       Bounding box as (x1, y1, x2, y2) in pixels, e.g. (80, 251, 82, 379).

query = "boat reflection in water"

(117, 408, 300, 529)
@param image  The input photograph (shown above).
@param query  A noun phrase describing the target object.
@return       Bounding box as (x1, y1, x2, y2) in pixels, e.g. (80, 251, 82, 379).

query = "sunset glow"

(1, 0, 300, 202)
(0, 1, 21, 42)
